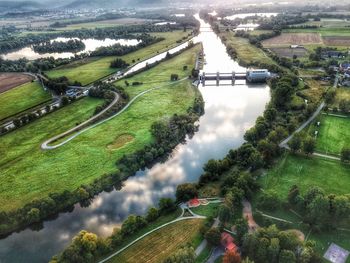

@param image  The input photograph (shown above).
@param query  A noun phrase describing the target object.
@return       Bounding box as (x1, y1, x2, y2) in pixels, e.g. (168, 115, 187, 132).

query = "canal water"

(0, 14, 270, 262)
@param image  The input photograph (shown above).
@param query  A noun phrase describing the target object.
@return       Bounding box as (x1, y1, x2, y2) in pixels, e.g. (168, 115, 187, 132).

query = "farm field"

(0, 73, 34, 93)
(0, 47, 199, 212)
(220, 31, 277, 67)
(262, 33, 323, 47)
(284, 27, 350, 37)
(107, 219, 204, 263)
(46, 30, 191, 85)
(334, 87, 350, 106)
(309, 114, 350, 155)
(269, 47, 308, 58)
(259, 153, 350, 199)
(0, 81, 51, 121)
(296, 18, 350, 28)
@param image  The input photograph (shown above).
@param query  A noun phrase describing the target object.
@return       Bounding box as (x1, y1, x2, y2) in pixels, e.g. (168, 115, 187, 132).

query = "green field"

(284, 27, 350, 37)
(308, 114, 350, 155)
(220, 30, 278, 67)
(299, 18, 350, 28)
(46, 31, 191, 85)
(107, 219, 204, 263)
(0, 46, 199, 212)
(260, 153, 350, 198)
(0, 81, 50, 121)
(190, 203, 220, 217)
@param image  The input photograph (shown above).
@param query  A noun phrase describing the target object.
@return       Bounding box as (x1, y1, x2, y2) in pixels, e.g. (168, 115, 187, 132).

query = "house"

(187, 198, 200, 208)
(221, 232, 237, 251)
(340, 62, 350, 72)
(321, 51, 345, 59)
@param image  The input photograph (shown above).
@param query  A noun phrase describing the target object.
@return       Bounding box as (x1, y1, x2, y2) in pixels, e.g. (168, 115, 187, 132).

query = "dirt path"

(242, 200, 259, 233)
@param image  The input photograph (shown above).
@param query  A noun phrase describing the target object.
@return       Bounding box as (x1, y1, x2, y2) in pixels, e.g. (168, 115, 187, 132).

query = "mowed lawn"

(46, 31, 191, 85)
(107, 219, 204, 263)
(0, 81, 50, 120)
(313, 115, 350, 155)
(260, 153, 350, 198)
(0, 48, 199, 212)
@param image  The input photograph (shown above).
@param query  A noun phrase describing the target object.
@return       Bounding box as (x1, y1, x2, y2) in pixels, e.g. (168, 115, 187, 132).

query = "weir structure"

(199, 69, 270, 86)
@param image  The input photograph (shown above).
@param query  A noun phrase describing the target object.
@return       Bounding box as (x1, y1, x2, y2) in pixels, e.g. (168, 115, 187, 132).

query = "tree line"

(33, 39, 86, 54)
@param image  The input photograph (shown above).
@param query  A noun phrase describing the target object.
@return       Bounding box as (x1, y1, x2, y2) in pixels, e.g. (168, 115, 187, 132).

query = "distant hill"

(0, 1, 42, 11)
(64, 0, 164, 9)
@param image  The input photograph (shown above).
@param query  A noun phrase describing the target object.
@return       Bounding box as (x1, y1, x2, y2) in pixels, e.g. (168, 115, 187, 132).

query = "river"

(0, 14, 270, 262)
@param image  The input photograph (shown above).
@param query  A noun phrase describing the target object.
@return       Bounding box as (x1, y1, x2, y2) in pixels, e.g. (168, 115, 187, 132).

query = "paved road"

(279, 101, 325, 148)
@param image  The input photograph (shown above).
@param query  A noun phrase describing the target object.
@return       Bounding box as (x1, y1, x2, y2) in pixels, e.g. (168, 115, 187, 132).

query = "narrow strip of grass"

(0, 81, 50, 120)
(107, 219, 204, 263)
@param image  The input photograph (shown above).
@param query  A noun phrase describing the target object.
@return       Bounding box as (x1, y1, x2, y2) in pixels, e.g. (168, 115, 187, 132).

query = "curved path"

(41, 91, 120, 150)
(279, 101, 325, 148)
(41, 78, 188, 150)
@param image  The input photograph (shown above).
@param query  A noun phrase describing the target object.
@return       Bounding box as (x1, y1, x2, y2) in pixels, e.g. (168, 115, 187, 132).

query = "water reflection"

(224, 12, 278, 20)
(2, 37, 141, 61)
(0, 14, 270, 263)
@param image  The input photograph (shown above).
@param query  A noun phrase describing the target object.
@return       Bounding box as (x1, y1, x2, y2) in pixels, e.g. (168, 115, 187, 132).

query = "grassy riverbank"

(0, 45, 200, 213)
(0, 81, 50, 121)
(46, 31, 191, 85)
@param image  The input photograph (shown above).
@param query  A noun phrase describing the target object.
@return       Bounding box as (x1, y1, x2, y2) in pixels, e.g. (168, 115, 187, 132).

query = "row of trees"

(242, 225, 322, 263)
(33, 39, 86, 54)
(288, 133, 316, 155)
(287, 185, 350, 230)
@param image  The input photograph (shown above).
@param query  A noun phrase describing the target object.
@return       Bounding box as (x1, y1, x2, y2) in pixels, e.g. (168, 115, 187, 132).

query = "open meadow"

(0, 81, 51, 121)
(259, 153, 350, 198)
(107, 219, 204, 263)
(46, 30, 191, 85)
(309, 114, 350, 155)
(0, 46, 199, 212)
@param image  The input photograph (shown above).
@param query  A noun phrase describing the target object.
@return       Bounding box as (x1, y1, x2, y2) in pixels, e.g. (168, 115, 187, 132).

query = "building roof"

(221, 232, 237, 251)
(188, 198, 200, 207)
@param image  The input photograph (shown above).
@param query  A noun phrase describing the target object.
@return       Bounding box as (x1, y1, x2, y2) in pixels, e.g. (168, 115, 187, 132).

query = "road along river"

(0, 14, 270, 262)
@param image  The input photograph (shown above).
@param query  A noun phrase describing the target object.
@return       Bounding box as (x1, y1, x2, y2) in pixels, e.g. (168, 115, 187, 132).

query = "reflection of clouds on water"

(0, 15, 271, 263)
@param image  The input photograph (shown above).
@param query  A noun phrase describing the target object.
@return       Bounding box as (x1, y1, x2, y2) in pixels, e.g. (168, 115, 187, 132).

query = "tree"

(26, 208, 40, 223)
(339, 99, 350, 113)
(279, 249, 296, 263)
(158, 198, 176, 213)
(258, 190, 280, 211)
(163, 245, 195, 263)
(235, 218, 248, 244)
(170, 74, 179, 81)
(218, 204, 232, 224)
(61, 96, 70, 106)
(288, 134, 302, 153)
(341, 147, 350, 162)
(302, 136, 316, 155)
(146, 207, 159, 222)
(176, 183, 198, 202)
(223, 250, 241, 263)
(205, 227, 221, 246)
(110, 58, 129, 68)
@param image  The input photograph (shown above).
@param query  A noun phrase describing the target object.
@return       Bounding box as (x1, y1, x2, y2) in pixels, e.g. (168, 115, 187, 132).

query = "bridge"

(199, 70, 270, 86)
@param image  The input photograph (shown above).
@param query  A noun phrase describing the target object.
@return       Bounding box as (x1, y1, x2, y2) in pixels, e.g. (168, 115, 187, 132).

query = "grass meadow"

(309, 114, 350, 155)
(0, 81, 51, 121)
(46, 31, 191, 85)
(0, 46, 199, 212)
(259, 153, 350, 198)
